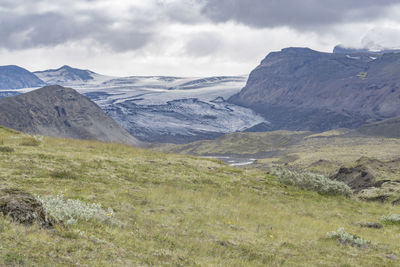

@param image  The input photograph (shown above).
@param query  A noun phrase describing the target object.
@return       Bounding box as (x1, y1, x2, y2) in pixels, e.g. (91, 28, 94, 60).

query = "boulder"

(0, 188, 55, 228)
(330, 165, 376, 193)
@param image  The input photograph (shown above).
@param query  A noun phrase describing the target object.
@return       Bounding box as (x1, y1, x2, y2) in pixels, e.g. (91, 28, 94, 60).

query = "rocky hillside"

(229, 47, 400, 131)
(0, 65, 45, 89)
(0, 85, 140, 146)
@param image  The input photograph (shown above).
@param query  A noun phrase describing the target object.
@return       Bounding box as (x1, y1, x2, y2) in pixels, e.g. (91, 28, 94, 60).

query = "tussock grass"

(0, 146, 14, 153)
(0, 126, 399, 266)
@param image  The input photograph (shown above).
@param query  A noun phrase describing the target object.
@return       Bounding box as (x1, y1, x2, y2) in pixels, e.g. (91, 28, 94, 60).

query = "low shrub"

(326, 227, 369, 248)
(276, 169, 352, 196)
(49, 170, 77, 180)
(381, 214, 400, 224)
(35, 194, 115, 225)
(0, 146, 14, 153)
(19, 137, 41, 147)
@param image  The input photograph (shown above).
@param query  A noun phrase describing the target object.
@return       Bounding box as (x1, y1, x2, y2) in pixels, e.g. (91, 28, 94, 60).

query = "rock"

(0, 188, 55, 228)
(330, 165, 376, 192)
(392, 197, 400, 205)
(358, 222, 383, 229)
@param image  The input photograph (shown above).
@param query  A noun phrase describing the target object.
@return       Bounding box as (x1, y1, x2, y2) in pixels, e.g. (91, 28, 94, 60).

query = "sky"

(1, 0, 400, 76)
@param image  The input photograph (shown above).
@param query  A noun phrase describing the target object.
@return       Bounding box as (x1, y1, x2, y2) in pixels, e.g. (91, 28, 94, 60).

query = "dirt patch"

(0, 188, 55, 228)
(330, 165, 376, 193)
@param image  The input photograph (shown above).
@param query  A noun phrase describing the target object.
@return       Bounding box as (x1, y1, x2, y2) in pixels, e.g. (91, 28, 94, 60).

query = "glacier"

(1, 66, 269, 143)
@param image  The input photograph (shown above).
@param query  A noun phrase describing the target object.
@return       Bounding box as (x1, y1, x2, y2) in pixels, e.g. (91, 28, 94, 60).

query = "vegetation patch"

(382, 214, 400, 224)
(3, 251, 25, 266)
(276, 169, 353, 196)
(35, 194, 115, 225)
(326, 228, 370, 248)
(357, 72, 368, 80)
(19, 137, 41, 147)
(49, 170, 78, 180)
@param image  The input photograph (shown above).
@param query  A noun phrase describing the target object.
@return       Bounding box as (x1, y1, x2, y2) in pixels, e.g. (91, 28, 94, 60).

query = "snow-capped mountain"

(0, 65, 268, 143)
(34, 65, 112, 86)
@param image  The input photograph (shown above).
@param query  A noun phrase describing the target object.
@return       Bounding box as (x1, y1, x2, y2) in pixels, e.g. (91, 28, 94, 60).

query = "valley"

(1, 47, 400, 266)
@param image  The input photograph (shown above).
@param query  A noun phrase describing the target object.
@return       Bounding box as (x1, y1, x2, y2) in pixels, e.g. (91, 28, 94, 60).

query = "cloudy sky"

(1, 0, 400, 76)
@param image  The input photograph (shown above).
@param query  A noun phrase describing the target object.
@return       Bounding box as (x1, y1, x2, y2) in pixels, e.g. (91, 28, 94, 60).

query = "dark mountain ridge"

(0, 85, 140, 146)
(229, 47, 400, 131)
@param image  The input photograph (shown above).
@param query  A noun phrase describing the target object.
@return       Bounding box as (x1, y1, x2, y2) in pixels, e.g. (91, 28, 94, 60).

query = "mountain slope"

(0, 85, 139, 145)
(229, 47, 400, 131)
(0, 65, 46, 89)
(356, 116, 400, 138)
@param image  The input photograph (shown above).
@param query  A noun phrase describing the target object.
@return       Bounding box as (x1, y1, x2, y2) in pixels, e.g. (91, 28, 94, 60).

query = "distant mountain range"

(0, 85, 140, 146)
(1, 46, 400, 145)
(229, 47, 400, 132)
(0, 65, 262, 143)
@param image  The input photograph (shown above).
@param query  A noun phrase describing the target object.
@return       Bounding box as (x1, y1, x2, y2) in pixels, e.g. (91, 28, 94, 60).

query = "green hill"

(1, 126, 400, 266)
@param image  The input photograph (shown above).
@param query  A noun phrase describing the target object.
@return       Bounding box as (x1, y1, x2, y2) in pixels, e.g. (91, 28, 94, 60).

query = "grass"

(154, 130, 310, 157)
(1, 128, 400, 265)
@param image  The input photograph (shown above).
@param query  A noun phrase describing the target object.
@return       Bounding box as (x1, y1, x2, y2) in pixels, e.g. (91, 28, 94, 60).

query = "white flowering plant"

(326, 227, 369, 248)
(35, 194, 115, 225)
(276, 169, 352, 196)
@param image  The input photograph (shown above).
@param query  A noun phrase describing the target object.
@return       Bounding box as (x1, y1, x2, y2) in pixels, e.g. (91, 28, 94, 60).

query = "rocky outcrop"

(330, 165, 376, 193)
(0, 188, 55, 228)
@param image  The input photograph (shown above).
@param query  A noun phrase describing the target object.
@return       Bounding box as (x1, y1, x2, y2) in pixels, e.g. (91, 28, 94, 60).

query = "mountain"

(0, 65, 46, 89)
(34, 65, 111, 86)
(229, 47, 400, 132)
(0, 85, 140, 146)
(356, 116, 400, 138)
(3, 64, 266, 143)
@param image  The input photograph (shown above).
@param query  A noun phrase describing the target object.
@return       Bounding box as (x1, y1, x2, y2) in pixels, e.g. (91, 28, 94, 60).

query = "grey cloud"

(0, 2, 157, 52)
(200, 0, 400, 30)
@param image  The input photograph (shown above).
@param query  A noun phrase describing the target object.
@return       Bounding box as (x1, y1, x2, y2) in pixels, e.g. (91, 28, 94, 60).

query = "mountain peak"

(34, 66, 98, 86)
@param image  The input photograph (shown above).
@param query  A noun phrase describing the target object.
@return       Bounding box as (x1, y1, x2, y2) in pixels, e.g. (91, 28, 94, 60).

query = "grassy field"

(155, 131, 311, 157)
(1, 126, 400, 266)
(156, 130, 400, 174)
